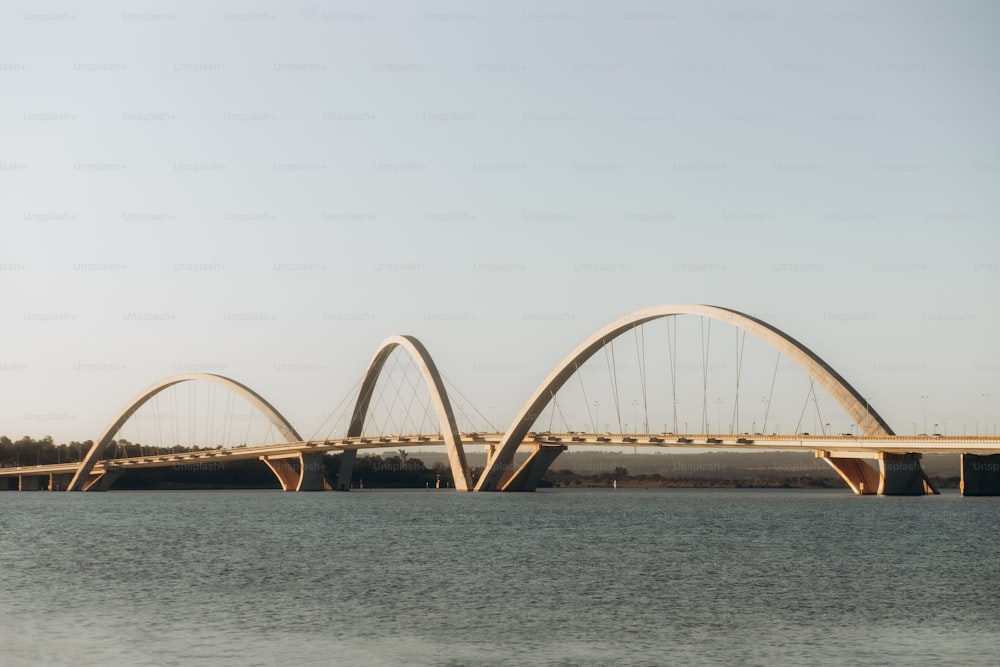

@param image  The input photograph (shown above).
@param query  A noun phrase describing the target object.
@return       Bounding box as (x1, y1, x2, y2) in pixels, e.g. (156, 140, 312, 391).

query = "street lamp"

(982, 393, 991, 437)
(631, 399, 639, 435)
(593, 400, 600, 434)
(921, 395, 928, 434)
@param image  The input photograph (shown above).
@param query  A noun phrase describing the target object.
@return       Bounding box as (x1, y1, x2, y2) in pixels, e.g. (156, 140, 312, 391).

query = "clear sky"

(2, 0, 998, 444)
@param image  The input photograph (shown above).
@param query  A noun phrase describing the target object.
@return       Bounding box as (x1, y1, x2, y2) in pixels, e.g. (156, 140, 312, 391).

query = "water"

(1, 488, 997, 666)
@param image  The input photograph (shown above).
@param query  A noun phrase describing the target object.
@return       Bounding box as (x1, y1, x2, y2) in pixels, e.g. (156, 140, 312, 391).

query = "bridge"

(3, 304, 999, 496)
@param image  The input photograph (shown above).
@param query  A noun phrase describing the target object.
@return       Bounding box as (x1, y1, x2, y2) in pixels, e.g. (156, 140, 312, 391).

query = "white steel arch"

(67, 373, 302, 491)
(475, 304, 894, 491)
(347, 335, 473, 491)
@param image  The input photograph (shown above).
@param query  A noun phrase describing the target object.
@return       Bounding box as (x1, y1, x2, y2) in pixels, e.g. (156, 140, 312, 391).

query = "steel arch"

(67, 373, 301, 491)
(475, 304, 893, 491)
(347, 335, 472, 491)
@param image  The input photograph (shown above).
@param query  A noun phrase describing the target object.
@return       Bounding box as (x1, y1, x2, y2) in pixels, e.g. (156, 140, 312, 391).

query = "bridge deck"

(2, 433, 1000, 478)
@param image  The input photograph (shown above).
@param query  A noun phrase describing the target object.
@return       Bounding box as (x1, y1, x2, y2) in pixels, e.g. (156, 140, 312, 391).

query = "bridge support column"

(819, 454, 880, 495)
(261, 453, 331, 491)
(501, 444, 567, 492)
(297, 452, 328, 491)
(49, 473, 75, 491)
(879, 453, 938, 495)
(334, 449, 357, 491)
(818, 451, 937, 495)
(260, 456, 299, 491)
(18, 475, 44, 491)
(961, 454, 1000, 496)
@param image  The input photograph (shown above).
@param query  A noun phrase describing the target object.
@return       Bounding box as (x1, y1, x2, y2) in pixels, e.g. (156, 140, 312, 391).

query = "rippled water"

(1, 488, 997, 666)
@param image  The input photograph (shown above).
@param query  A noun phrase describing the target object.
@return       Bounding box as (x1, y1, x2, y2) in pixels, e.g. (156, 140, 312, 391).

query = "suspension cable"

(794, 377, 816, 434)
(634, 323, 649, 434)
(700, 317, 711, 433)
(731, 328, 746, 433)
(605, 339, 623, 433)
(443, 375, 495, 432)
(309, 375, 363, 441)
(762, 349, 780, 434)
(574, 362, 595, 433)
(667, 316, 678, 432)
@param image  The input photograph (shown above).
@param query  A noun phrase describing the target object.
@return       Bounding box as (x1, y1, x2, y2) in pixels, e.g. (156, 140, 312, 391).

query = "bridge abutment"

(961, 453, 1000, 496)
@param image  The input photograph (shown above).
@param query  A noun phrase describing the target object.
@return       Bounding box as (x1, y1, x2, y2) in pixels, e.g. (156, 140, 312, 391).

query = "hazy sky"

(2, 1, 998, 444)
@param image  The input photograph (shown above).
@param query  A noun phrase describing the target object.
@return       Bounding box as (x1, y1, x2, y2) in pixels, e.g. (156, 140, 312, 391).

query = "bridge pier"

(18, 475, 44, 491)
(49, 473, 75, 491)
(334, 449, 357, 491)
(500, 444, 567, 492)
(961, 453, 1000, 496)
(260, 452, 330, 491)
(818, 452, 938, 495)
(819, 454, 880, 495)
(879, 453, 938, 495)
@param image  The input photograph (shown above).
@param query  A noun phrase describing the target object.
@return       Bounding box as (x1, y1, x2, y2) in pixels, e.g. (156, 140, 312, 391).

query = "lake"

(1, 488, 997, 666)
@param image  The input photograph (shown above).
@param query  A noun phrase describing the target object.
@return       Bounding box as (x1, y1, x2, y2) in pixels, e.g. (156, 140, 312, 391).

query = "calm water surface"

(1, 488, 997, 666)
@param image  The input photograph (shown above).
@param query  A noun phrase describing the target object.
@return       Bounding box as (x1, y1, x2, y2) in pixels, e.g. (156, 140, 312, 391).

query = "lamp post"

(982, 393, 991, 437)
(921, 395, 928, 434)
(760, 396, 768, 434)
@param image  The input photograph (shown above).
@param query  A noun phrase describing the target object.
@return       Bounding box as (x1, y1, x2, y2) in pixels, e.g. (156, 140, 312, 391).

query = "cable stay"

(794, 377, 819, 435)
(442, 375, 494, 433)
(551, 391, 571, 432)
(604, 338, 624, 433)
(309, 375, 363, 441)
(634, 322, 649, 434)
(762, 349, 779, 434)
(730, 328, 747, 434)
(700, 317, 711, 433)
(666, 315, 678, 433)
(573, 361, 596, 434)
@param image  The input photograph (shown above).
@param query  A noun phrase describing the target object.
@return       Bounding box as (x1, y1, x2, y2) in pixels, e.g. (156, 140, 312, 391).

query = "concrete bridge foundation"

(818, 452, 938, 495)
(260, 452, 331, 491)
(18, 475, 44, 491)
(961, 453, 1000, 496)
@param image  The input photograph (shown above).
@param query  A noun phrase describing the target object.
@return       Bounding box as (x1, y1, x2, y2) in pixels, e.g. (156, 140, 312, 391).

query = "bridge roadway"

(3, 433, 1000, 493)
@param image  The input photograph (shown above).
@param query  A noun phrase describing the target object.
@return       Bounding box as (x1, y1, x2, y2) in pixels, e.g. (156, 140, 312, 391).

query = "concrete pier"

(961, 453, 1000, 496)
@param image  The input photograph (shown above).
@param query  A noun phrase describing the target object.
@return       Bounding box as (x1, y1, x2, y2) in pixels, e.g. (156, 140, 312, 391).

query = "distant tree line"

(0, 436, 454, 490)
(2, 436, 959, 490)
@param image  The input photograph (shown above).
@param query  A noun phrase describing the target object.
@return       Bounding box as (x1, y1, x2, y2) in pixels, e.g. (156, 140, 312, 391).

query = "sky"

(2, 0, 999, 445)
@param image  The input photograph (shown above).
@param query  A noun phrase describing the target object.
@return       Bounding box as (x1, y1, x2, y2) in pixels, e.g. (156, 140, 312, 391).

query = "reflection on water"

(1, 488, 997, 666)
